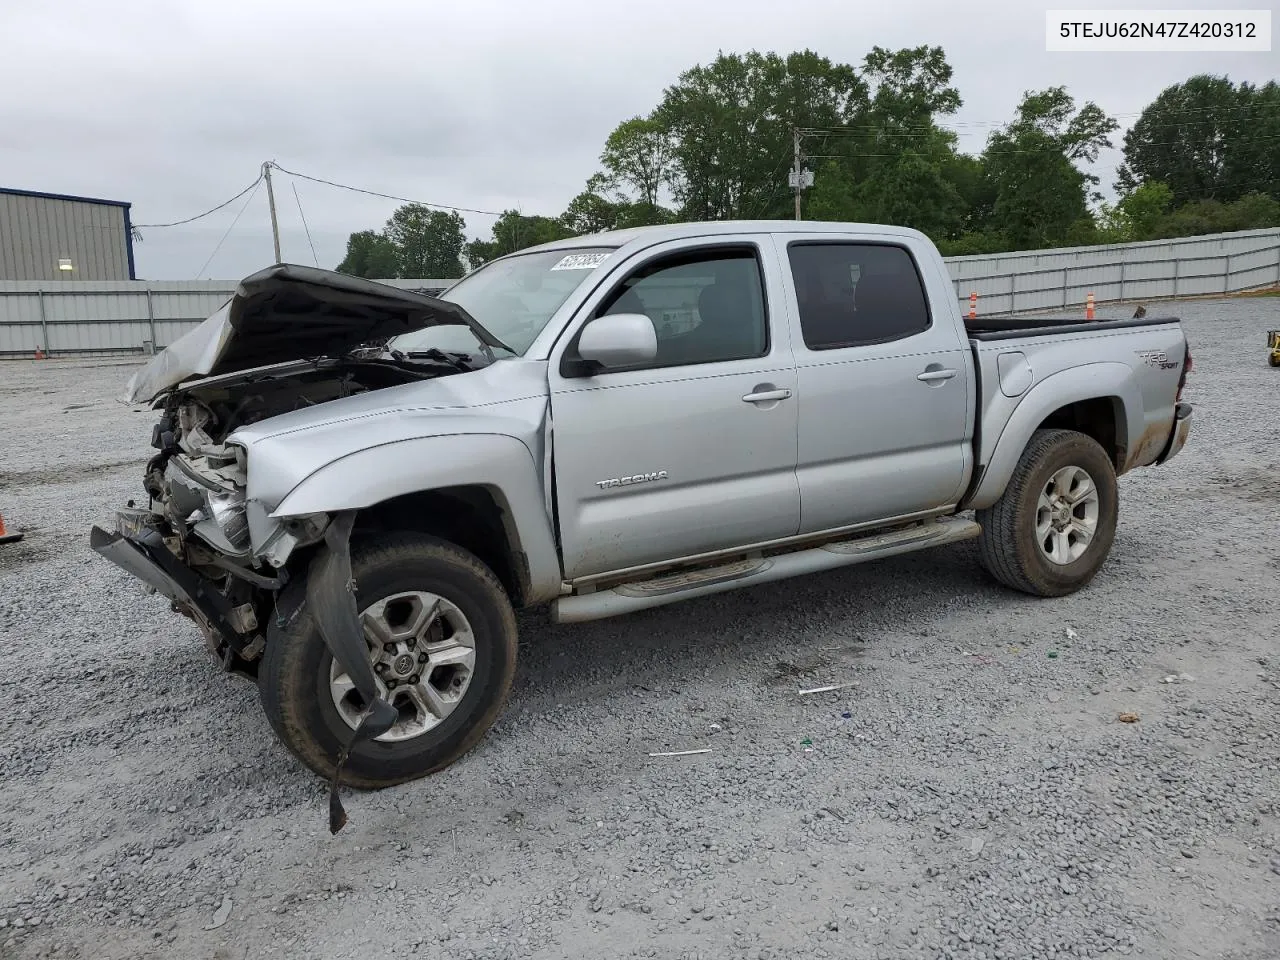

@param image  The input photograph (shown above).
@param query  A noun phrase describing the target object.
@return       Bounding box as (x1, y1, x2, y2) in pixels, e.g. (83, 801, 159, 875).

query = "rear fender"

(965, 363, 1140, 510)
(271, 433, 562, 602)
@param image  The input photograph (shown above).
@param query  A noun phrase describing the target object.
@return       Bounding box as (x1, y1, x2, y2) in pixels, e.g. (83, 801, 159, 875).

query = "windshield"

(389, 246, 616, 357)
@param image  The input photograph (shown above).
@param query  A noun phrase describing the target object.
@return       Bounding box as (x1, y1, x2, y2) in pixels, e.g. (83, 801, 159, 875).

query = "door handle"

(916, 368, 957, 383)
(742, 388, 792, 403)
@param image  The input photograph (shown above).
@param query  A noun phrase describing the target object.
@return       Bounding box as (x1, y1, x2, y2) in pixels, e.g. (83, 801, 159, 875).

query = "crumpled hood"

(122, 263, 500, 404)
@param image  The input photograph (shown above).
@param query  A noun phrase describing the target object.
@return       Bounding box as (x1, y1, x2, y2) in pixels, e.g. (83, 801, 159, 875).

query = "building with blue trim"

(0, 187, 136, 281)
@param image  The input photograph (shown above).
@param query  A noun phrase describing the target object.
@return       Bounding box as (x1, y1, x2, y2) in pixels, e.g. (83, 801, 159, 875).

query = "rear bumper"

(1154, 402, 1192, 466)
(90, 512, 243, 647)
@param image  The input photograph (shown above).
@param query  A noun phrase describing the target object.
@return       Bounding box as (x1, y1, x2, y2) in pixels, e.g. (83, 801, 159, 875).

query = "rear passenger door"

(780, 238, 972, 534)
(549, 239, 800, 581)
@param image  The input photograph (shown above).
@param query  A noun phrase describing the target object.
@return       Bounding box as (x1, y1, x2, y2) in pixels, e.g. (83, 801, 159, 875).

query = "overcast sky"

(0, 0, 1274, 280)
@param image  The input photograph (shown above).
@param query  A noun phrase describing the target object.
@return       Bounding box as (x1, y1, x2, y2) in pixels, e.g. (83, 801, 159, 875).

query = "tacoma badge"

(596, 470, 669, 490)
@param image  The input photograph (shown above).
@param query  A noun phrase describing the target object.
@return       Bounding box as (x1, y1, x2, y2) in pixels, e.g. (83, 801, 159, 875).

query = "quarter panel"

(969, 322, 1188, 509)
(967, 361, 1142, 509)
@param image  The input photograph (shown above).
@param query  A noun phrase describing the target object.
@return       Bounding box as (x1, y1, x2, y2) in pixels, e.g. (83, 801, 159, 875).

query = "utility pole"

(793, 128, 802, 220)
(263, 161, 282, 263)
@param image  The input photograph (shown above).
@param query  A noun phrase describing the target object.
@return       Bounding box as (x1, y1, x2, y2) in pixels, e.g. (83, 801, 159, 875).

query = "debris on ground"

(1118, 712, 1140, 723)
(205, 896, 232, 931)
(647, 748, 712, 758)
(798, 681, 860, 695)
(1161, 673, 1195, 684)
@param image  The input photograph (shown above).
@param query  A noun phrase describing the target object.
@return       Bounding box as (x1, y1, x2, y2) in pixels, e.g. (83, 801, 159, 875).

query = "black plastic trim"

(968, 315, 1182, 342)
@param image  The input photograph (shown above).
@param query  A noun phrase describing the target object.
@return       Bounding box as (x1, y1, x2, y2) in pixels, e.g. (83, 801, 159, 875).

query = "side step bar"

(550, 516, 981, 624)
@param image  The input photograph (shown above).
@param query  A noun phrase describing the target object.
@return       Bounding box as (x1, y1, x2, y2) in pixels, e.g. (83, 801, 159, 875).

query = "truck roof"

(519, 219, 932, 255)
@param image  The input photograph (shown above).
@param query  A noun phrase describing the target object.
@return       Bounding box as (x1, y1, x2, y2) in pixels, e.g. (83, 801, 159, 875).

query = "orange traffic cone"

(0, 512, 22, 544)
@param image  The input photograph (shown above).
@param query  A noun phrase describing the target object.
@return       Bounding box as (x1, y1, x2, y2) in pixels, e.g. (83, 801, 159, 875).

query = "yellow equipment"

(1270, 330, 1280, 367)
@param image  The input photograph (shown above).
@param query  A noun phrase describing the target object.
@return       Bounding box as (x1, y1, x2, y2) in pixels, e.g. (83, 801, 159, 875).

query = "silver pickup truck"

(92, 221, 1193, 821)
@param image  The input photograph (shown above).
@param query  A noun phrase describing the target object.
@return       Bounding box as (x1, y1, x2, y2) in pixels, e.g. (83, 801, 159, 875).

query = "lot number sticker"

(550, 252, 611, 271)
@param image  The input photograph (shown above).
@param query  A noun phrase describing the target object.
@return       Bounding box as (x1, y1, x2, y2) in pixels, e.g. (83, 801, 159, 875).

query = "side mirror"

(575, 313, 657, 371)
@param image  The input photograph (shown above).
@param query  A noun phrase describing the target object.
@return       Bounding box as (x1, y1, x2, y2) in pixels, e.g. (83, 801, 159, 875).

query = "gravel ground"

(1, 296, 1278, 960)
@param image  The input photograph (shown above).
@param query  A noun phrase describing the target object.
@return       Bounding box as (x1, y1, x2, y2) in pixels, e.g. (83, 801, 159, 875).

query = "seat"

(685, 281, 763, 362)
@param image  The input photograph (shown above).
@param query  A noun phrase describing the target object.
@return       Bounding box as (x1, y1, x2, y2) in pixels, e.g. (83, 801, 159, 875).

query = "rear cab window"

(786, 242, 931, 350)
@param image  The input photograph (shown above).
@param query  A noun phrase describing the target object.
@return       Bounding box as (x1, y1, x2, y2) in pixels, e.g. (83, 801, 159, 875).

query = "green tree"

(1229, 82, 1280, 203)
(1103, 180, 1175, 241)
(805, 161, 866, 222)
(466, 210, 572, 268)
(561, 190, 623, 235)
(383, 206, 467, 278)
(943, 153, 996, 236)
(859, 149, 964, 240)
(335, 229, 399, 278)
(861, 45, 961, 135)
(983, 88, 1117, 249)
(653, 50, 867, 220)
(612, 200, 675, 228)
(801, 46, 966, 232)
(1118, 75, 1279, 205)
(599, 118, 673, 206)
(1220, 191, 1280, 230)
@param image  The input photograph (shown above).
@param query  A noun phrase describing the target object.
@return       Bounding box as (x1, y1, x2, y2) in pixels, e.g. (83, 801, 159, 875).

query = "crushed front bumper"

(90, 510, 245, 652)
(1154, 402, 1193, 466)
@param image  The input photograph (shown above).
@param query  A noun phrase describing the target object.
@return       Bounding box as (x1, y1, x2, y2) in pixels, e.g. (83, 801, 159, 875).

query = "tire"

(259, 533, 518, 789)
(975, 428, 1118, 598)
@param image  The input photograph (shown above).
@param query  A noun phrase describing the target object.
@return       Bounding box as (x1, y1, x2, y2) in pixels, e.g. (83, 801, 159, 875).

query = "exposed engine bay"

(132, 356, 462, 673)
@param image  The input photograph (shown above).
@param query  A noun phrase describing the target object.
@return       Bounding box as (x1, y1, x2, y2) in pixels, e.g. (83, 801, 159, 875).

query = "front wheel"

(259, 533, 518, 789)
(976, 428, 1118, 597)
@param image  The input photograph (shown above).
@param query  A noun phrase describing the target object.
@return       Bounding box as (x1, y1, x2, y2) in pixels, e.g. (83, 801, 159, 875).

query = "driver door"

(549, 237, 801, 581)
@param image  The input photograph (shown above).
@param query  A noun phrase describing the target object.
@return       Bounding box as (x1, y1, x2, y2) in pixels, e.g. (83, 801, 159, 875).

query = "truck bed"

(965, 314, 1181, 341)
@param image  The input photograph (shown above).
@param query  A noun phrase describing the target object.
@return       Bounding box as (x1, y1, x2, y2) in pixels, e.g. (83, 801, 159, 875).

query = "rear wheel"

(259, 533, 518, 789)
(976, 428, 1118, 597)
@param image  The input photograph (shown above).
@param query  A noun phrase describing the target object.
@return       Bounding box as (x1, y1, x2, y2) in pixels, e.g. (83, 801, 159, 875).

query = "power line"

(292, 182, 321, 267)
(134, 173, 264, 229)
(194, 178, 262, 279)
(268, 162, 504, 217)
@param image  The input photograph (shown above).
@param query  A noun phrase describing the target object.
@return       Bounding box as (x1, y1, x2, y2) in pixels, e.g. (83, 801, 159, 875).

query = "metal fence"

(2, 227, 1279, 357)
(0, 278, 451, 357)
(946, 226, 1280, 315)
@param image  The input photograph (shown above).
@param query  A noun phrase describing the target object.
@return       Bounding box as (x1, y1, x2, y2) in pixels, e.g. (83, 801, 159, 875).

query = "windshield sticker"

(550, 252, 611, 271)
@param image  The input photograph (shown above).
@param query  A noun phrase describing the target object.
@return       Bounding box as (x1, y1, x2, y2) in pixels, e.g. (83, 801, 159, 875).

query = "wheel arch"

(271, 433, 562, 605)
(966, 363, 1138, 510)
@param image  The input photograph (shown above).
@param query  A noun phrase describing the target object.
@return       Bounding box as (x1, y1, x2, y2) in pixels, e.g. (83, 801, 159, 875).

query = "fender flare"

(965, 362, 1140, 510)
(271, 433, 562, 601)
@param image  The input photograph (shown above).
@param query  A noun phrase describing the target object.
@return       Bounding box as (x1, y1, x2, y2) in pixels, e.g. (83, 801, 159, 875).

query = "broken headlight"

(202, 487, 250, 553)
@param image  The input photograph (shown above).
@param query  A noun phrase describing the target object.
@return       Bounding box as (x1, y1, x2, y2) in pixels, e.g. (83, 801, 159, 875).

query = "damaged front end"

(94, 262, 492, 674)
(89, 392, 328, 677)
(90, 263, 494, 829)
